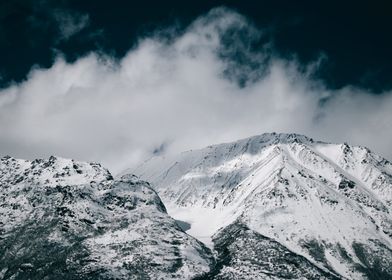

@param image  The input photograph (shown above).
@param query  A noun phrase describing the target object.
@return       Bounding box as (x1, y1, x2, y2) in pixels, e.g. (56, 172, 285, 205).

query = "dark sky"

(1, 0, 392, 170)
(1, 0, 391, 92)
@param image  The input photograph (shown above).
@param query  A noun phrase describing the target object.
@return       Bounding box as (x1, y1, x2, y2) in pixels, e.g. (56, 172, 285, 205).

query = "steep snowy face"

(133, 133, 392, 279)
(0, 156, 213, 280)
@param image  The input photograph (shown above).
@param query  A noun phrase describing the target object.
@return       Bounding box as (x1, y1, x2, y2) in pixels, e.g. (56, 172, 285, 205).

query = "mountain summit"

(133, 133, 392, 279)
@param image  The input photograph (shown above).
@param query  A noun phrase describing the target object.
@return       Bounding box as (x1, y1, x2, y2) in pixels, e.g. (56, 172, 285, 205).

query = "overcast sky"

(0, 2, 391, 172)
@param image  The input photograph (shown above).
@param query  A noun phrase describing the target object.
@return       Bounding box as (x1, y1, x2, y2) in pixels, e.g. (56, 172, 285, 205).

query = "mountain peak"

(255, 132, 315, 144)
(0, 155, 113, 187)
(205, 133, 317, 152)
(133, 133, 392, 279)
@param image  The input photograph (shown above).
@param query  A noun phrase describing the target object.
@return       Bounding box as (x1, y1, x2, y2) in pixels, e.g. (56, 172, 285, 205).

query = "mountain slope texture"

(134, 133, 392, 280)
(1, 133, 391, 279)
(0, 156, 214, 279)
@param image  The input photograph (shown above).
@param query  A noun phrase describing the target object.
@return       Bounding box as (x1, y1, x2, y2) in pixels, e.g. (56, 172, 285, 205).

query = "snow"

(89, 228, 142, 246)
(131, 132, 392, 279)
(2, 132, 391, 279)
(167, 203, 239, 248)
(0, 155, 214, 279)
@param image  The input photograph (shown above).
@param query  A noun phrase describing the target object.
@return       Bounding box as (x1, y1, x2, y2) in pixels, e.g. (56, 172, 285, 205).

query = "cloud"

(25, 0, 90, 43)
(52, 9, 90, 41)
(0, 7, 391, 172)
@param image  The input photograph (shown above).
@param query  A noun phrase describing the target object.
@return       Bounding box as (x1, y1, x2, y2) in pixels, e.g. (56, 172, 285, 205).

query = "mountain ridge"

(1, 132, 391, 279)
(133, 132, 392, 279)
(0, 156, 214, 279)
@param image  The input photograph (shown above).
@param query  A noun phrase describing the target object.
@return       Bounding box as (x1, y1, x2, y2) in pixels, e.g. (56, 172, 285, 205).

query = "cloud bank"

(0, 8, 391, 172)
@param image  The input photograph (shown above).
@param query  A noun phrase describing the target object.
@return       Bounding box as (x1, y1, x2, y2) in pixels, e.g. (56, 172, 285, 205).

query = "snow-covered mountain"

(1, 133, 391, 279)
(133, 133, 392, 279)
(0, 156, 214, 279)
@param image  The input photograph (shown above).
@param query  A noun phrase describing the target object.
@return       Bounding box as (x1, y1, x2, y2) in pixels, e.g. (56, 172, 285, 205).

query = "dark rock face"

(351, 241, 392, 280)
(0, 157, 214, 280)
(196, 222, 339, 280)
(299, 239, 392, 280)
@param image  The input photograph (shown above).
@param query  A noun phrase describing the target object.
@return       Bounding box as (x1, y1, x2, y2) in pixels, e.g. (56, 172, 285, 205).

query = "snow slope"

(0, 156, 214, 280)
(133, 133, 392, 279)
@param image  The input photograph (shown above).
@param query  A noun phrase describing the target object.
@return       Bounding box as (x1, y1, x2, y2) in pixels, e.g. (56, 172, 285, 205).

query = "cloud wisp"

(52, 9, 90, 41)
(0, 7, 391, 172)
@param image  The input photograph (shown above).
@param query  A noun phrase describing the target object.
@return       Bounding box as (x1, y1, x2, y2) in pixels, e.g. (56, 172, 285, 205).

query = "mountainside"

(133, 133, 392, 279)
(0, 156, 214, 280)
(1, 133, 391, 279)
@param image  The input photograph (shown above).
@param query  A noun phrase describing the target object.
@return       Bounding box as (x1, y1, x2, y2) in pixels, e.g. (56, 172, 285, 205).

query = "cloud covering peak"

(0, 7, 391, 172)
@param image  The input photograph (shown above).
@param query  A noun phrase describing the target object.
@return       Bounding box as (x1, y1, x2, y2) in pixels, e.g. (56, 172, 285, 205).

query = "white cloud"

(0, 7, 391, 172)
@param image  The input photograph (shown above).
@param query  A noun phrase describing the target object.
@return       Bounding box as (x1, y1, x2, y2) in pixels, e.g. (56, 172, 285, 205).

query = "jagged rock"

(0, 157, 214, 280)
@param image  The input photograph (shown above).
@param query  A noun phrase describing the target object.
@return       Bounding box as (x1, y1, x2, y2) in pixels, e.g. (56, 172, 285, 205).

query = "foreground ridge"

(0, 156, 214, 279)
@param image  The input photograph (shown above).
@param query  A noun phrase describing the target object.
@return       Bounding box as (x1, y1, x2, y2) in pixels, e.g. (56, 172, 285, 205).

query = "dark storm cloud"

(1, 1, 392, 91)
(0, 7, 391, 173)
